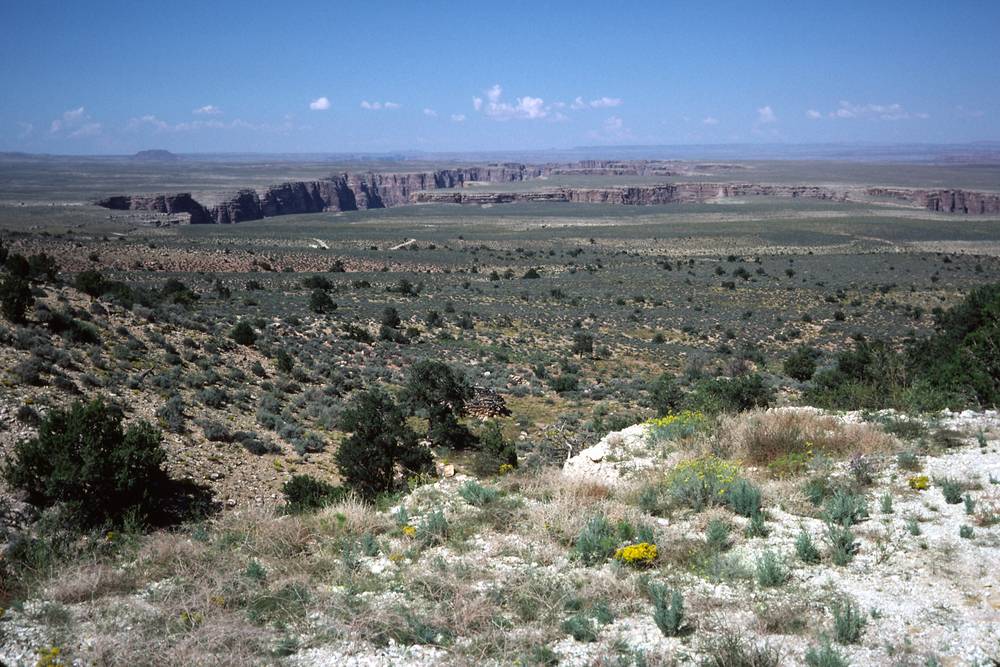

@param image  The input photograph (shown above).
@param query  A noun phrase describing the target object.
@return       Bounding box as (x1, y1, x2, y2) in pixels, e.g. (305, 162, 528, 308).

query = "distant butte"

(131, 149, 179, 162)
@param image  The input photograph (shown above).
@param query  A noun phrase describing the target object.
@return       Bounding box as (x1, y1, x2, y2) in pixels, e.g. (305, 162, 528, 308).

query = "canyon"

(94, 161, 1000, 223)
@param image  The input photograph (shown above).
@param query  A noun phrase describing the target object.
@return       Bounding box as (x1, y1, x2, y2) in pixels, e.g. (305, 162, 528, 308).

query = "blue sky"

(2, 0, 999, 154)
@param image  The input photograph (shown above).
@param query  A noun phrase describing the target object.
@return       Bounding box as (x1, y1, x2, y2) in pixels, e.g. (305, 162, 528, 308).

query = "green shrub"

(231, 321, 256, 346)
(754, 550, 787, 587)
(726, 478, 763, 517)
(686, 373, 774, 414)
(831, 598, 866, 644)
(745, 511, 769, 538)
(826, 522, 857, 566)
(309, 289, 336, 313)
(573, 515, 619, 565)
(402, 360, 476, 448)
(705, 519, 731, 553)
(282, 474, 345, 513)
(908, 283, 1000, 408)
(804, 640, 848, 667)
(795, 530, 821, 564)
(4, 398, 169, 528)
(0, 274, 33, 323)
(336, 388, 433, 498)
(417, 509, 449, 547)
(667, 456, 741, 512)
(561, 613, 599, 642)
(74, 270, 108, 297)
(783, 345, 819, 381)
(573, 515, 652, 565)
(473, 420, 517, 475)
(700, 633, 780, 667)
(548, 373, 580, 393)
(823, 490, 868, 527)
(649, 373, 684, 417)
(648, 582, 685, 637)
(937, 477, 963, 504)
(458, 480, 500, 507)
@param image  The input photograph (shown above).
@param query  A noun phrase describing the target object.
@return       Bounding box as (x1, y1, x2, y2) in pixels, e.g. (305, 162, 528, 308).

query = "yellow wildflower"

(402, 525, 417, 537)
(909, 475, 930, 491)
(613, 542, 658, 567)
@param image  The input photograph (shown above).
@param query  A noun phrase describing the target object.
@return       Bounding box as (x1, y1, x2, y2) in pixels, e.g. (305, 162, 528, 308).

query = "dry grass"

(718, 408, 897, 467)
(44, 562, 136, 604)
(316, 494, 393, 535)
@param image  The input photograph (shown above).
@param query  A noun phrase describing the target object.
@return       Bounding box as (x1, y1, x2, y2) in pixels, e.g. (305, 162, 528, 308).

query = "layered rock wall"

(95, 162, 1000, 223)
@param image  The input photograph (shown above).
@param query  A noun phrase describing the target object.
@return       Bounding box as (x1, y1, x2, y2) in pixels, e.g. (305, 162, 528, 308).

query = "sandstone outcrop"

(210, 189, 263, 224)
(867, 187, 1000, 214)
(95, 193, 211, 224)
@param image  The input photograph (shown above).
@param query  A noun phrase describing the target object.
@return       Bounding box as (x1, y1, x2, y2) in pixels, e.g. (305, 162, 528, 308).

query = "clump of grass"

(648, 582, 686, 637)
(805, 639, 849, 667)
(700, 632, 781, 667)
(754, 550, 787, 587)
(573, 515, 652, 565)
(726, 478, 763, 518)
(825, 522, 857, 566)
(667, 456, 741, 512)
(963, 493, 976, 515)
(795, 530, 821, 564)
(937, 477, 964, 504)
(906, 516, 922, 536)
(417, 509, 449, 547)
(831, 598, 866, 644)
(896, 450, 921, 471)
(561, 613, 599, 642)
(705, 519, 731, 552)
(458, 480, 500, 507)
(745, 511, 769, 538)
(879, 493, 893, 514)
(823, 490, 868, 527)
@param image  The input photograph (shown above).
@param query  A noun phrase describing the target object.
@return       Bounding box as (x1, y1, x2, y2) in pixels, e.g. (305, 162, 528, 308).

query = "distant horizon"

(5, 141, 1000, 165)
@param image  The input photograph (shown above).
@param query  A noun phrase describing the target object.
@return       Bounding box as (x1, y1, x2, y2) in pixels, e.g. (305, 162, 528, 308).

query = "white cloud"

(193, 105, 222, 115)
(69, 122, 101, 138)
(589, 96, 622, 108)
(309, 97, 331, 111)
(955, 105, 984, 119)
(361, 100, 400, 110)
(127, 114, 170, 131)
(423, 108, 438, 117)
(587, 115, 633, 142)
(827, 100, 927, 120)
(570, 95, 622, 110)
(49, 106, 86, 133)
(702, 116, 719, 126)
(127, 115, 299, 133)
(802, 101, 927, 120)
(451, 114, 466, 122)
(472, 84, 553, 120)
(17, 122, 33, 139)
(756, 105, 777, 124)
